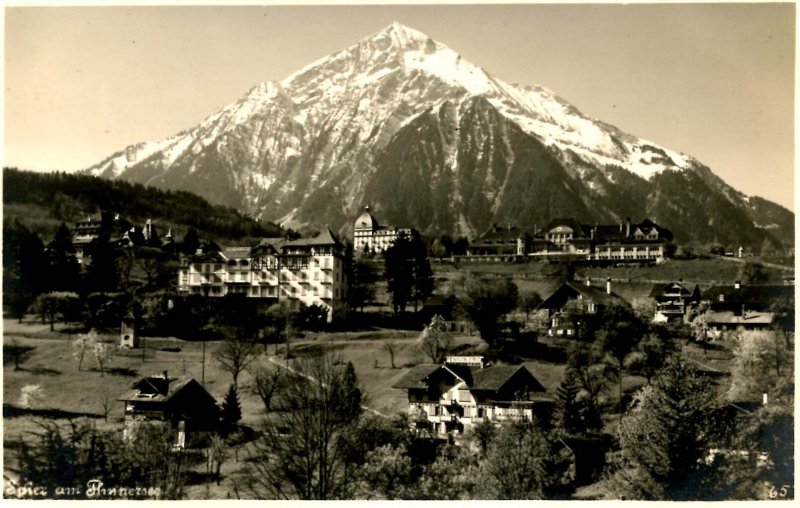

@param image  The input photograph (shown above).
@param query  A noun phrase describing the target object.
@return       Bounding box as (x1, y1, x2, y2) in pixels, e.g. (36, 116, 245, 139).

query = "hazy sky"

(4, 4, 795, 210)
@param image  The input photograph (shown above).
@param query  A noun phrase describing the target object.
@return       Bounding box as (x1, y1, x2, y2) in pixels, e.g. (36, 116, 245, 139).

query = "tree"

(416, 444, 481, 499)
(596, 303, 648, 422)
(3, 221, 47, 322)
(429, 238, 447, 260)
(727, 330, 793, 402)
(215, 332, 257, 387)
(19, 384, 44, 409)
(627, 330, 675, 384)
(181, 227, 200, 255)
(240, 352, 363, 499)
(209, 434, 228, 485)
(554, 368, 582, 435)
(418, 314, 452, 363)
(348, 258, 378, 313)
(297, 303, 329, 332)
(4, 339, 35, 371)
(610, 355, 717, 500)
(92, 341, 111, 375)
(381, 341, 399, 369)
(354, 444, 415, 499)
(519, 291, 543, 321)
(383, 233, 433, 314)
(45, 223, 80, 292)
(220, 384, 242, 432)
(565, 343, 613, 430)
(33, 292, 81, 331)
(461, 276, 519, 346)
(738, 261, 768, 285)
(84, 239, 120, 293)
(251, 366, 284, 412)
(480, 420, 572, 499)
(72, 330, 99, 371)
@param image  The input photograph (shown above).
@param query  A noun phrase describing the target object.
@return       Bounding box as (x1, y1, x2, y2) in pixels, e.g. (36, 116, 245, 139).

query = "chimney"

(625, 217, 631, 237)
(734, 280, 741, 289)
(585, 277, 592, 287)
(163, 370, 169, 380)
(763, 392, 769, 406)
(606, 277, 612, 295)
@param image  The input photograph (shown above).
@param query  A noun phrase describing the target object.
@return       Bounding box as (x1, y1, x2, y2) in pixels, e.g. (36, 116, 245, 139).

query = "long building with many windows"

(177, 229, 348, 321)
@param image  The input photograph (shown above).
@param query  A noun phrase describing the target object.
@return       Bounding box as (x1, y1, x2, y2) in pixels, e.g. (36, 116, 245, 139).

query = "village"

(3, 198, 795, 500)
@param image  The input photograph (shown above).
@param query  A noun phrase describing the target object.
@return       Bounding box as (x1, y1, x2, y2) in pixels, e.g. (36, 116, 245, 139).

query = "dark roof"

(702, 285, 793, 307)
(118, 376, 198, 403)
(472, 225, 530, 246)
(649, 282, 695, 298)
(283, 228, 344, 249)
(539, 281, 627, 310)
(355, 208, 380, 230)
(391, 364, 442, 389)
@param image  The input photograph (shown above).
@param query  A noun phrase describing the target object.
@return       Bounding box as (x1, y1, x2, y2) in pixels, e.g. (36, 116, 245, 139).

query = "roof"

(283, 227, 344, 249)
(649, 282, 698, 298)
(118, 376, 212, 404)
(392, 363, 545, 394)
(703, 285, 794, 307)
(706, 310, 775, 326)
(538, 281, 626, 310)
(472, 225, 530, 246)
(542, 218, 589, 237)
(221, 247, 252, 260)
(355, 207, 380, 230)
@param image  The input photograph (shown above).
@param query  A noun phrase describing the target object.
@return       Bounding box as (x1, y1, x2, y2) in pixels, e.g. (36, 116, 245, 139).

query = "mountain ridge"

(84, 22, 793, 248)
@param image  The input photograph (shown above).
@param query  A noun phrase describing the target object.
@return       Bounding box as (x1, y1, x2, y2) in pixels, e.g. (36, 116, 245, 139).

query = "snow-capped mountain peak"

(82, 23, 791, 248)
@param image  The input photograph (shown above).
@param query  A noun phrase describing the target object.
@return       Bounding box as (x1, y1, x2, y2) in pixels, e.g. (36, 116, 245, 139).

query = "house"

(702, 282, 794, 315)
(704, 310, 775, 336)
(649, 281, 701, 323)
(466, 225, 530, 260)
(537, 278, 628, 337)
(177, 228, 348, 321)
(118, 371, 218, 447)
(353, 206, 417, 254)
(393, 356, 551, 436)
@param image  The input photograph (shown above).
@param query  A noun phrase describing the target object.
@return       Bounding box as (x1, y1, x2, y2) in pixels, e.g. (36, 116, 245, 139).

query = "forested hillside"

(3, 168, 283, 242)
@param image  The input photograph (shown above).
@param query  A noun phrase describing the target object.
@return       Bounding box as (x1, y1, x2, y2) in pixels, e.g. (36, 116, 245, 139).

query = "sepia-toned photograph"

(2, 2, 794, 500)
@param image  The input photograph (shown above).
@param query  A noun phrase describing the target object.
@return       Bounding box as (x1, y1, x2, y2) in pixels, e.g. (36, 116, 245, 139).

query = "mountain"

(84, 22, 793, 248)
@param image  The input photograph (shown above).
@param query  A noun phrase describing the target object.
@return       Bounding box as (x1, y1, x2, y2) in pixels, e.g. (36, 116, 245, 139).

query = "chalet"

(393, 356, 550, 436)
(704, 310, 775, 336)
(353, 206, 417, 254)
(178, 228, 348, 321)
(649, 281, 701, 323)
(118, 371, 218, 447)
(537, 278, 627, 337)
(702, 282, 793, 315)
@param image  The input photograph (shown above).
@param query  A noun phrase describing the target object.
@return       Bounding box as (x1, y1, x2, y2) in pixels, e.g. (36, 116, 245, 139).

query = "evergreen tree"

(461, 276, 519, 346)
(554, 368, 582, 435)
(335, 361, 363, 424)
(611, 354, 717, 500)
(181, 228, 200, 255)
(220, 384, 242, 431)
(383, 233, 433, 314)
(3, 221, 47, 321)
(46, 223, 80, 292)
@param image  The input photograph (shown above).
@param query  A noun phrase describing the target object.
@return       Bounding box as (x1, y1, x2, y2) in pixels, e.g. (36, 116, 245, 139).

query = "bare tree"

(251, 366, 284, 412)
(382, 341, 399, 368)
(73, 330, 98, 371)
(215, 333, 258, 387)
(418, 315, 452, 364)
(239, 352, 363, 499)
(93, 342, 111, 376)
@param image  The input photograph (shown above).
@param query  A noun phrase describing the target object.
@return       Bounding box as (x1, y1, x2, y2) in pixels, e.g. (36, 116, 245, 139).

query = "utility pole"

(201, 340, 206, 387)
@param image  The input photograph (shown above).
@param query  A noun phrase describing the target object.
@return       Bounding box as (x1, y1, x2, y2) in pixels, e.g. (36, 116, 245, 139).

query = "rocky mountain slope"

(85, 22, 793, 247)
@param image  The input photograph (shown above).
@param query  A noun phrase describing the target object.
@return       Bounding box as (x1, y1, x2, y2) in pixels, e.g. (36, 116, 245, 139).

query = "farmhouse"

(177, 228, 348, 321)
(353, 206, 417, 254)
(537, 278, 627, 337)
(118, 371, 218, 447)
(393, 356, 551, 436)
(649, 281, 701, 323)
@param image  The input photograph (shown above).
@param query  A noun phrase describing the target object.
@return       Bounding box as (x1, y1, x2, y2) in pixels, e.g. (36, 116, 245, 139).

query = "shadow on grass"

(19, 366, 61, 376)
(105, 366, 138, 377)
(3, 403, 102, 420)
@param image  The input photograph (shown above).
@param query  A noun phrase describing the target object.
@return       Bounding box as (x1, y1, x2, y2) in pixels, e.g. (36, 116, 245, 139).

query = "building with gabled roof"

(649, 281, 701, 323)
(177, 228, 348, 321)
(393, 356, 550, 436)
(118, 371, 218, 447)
(537, 278, 628, 337)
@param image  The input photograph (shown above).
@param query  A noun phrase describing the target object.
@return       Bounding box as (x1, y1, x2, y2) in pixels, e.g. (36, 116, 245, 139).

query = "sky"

(4, 3, 795, 210)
